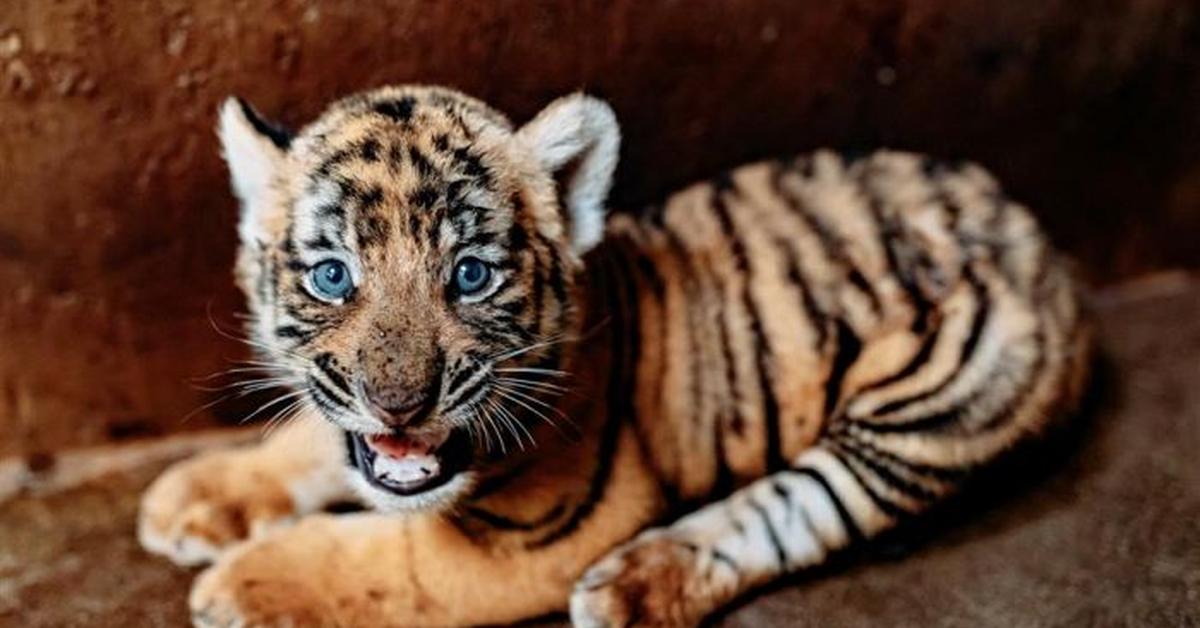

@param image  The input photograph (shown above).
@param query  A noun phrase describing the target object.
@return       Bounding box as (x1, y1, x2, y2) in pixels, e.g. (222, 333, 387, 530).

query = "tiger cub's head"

(218, 86, 619, 512)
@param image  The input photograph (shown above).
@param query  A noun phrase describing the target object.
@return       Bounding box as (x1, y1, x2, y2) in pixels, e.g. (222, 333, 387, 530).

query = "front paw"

(188, 542, 316, 628)
(570, 531, 736, 628)
(139, 449, 298, 567)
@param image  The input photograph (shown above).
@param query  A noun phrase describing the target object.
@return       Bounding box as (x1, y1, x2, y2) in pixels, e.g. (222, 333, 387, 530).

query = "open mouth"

(345, 426, 473, 496)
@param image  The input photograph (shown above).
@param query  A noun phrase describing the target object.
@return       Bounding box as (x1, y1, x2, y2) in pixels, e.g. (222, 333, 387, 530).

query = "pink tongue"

(368, 430, 455, 459)
(368, 434, 428, 458)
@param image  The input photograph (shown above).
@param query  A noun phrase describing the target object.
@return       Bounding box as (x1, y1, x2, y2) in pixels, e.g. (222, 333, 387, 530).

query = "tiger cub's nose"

(364, 384, 436, 427)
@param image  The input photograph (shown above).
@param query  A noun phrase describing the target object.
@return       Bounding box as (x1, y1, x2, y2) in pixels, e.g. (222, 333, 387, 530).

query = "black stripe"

(464, 501, 564, 532)
(859, 324, 941, 393)
(662, 225, 706, 480)
(712, 405, 736, 498)
(528, 241, 637, 548)
(872, 270, 989, 417)
(823, 320, 863, 419)
(494, 297, 526, 317)
(861, 327, 1046, 435)
(748, 497, 788, 569)
(710, 186, 785, 473)
(314, 353, 353, 397)
(716, 294, 744, 435)
(303, 234, 336, 251)
(789, 466, 865, 545)
(528, 248, 547, 339)
(709, 186, 750, 437)
(838, 440, 937, 505)
(446, 373, 489, 414)
(282, 302, 333, 326)
(774, 161, 881, 313)
(855, 162, 934, 332)
(829, 446, 909, 520)
(453, 146, 492, 185)
(408, 185, 440, 210)
(856, 403, 965, 434)
(463, 319, 519, 346)
(309, 376, 351, 410)
(235, 98, 291, 149)
(274, 325, 314, 343)
(373, 96, 415, 122)
(777, 236, 829, 349)
(444, 363, 479, 403)
(343, 430, 357, 467)
(770, 478, 792, 503)
(355, 212, 389, 250)
(469, 461, 532, 500)
(842, 426, 972, 481)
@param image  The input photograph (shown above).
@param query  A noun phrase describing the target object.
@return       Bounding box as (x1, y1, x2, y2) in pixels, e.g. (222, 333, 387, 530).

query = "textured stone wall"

(0, 0, 1197, 456)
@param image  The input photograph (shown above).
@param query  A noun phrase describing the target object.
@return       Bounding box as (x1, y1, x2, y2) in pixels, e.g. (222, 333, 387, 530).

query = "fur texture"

(139, 85, 1091, 627)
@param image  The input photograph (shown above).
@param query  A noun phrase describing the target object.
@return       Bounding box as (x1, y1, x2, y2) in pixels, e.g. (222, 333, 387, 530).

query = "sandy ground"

(2, 273, 1198, 627)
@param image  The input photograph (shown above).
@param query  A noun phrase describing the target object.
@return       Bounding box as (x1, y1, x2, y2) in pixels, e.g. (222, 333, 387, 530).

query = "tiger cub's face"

(219, 86, 619, 512)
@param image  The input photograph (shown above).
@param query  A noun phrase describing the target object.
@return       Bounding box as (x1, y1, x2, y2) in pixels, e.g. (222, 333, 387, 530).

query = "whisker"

(262, 395, 309, 439)
(470, 405, 493, 454)
(493, 384, 582, 442)
(205, 304, 308, 362)
(493, 383, 571, 421)
(488, 396, 533, 451)
(479, 400, 505, 455)
(494, 367, 570, 378)
(492, 386, 567, 439)
(495, 376, 567, 394)
(487, 398, 525, 451)
(488, 327, 599, 364)
(462, 408, 482, 451)
(240, 389, 311, 424)
(193, 375, 298, 393)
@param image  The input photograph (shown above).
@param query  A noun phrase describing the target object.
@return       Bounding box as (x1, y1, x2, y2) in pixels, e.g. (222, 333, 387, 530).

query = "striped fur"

(139, 86, 1091, 627)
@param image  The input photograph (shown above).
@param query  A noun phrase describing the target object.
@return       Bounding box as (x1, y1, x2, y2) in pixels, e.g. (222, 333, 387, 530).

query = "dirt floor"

(1, 273, 1198, 627)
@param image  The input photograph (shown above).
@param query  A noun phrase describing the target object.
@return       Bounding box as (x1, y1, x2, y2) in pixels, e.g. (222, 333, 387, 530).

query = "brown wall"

(0, 0, 1197, 457)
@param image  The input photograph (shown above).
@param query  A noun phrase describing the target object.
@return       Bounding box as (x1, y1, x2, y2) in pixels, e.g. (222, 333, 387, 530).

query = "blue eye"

(309, 260, 354, 302)
(454, 257, 491, 295)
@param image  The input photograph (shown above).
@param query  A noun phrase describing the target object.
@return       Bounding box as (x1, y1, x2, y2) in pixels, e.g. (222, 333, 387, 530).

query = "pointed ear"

(516, 93, 620, 254)
(217, 97, 291, 245)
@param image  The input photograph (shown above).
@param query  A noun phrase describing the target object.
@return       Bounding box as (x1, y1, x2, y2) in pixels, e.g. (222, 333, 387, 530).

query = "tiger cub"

(139, 85, 1091, 627)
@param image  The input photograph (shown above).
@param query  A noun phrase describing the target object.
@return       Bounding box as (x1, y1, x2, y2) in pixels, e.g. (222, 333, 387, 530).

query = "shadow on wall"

(0, 0, 1197, 456)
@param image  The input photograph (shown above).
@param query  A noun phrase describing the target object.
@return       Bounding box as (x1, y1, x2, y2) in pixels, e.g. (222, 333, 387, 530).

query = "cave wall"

(0, 0, 1197, 456)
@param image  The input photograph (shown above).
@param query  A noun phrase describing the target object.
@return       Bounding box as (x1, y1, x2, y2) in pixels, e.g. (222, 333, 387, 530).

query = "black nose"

(364, 385, 436, 427)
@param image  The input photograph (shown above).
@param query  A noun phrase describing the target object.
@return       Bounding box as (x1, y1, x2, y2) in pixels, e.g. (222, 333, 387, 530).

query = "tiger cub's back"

(605, 149, 1090, 503)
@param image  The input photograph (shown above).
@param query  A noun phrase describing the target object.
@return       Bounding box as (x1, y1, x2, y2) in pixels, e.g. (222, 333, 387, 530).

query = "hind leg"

(573, 272, 1084, 626)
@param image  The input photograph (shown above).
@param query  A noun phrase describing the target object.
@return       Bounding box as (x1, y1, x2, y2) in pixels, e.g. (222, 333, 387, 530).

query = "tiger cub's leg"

(572, 268, 1089, 626)
(139, 413, 353, 566)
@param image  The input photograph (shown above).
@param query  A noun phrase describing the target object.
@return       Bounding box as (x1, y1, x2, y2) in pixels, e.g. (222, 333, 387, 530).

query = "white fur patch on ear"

(217, 97, 289, 246)
(517, 93, 620, 254)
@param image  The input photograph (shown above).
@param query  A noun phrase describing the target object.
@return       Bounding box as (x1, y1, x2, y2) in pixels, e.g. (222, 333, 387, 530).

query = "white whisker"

(488, 396, 533, 451)
(494, 367, 570, 378)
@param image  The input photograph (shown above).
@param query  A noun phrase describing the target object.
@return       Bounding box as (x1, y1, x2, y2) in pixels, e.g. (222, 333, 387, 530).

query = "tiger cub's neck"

(450, 237, 665, 547)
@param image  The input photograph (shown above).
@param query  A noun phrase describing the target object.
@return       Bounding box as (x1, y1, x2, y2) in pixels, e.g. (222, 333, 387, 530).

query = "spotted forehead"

(282, 89, 520, 261)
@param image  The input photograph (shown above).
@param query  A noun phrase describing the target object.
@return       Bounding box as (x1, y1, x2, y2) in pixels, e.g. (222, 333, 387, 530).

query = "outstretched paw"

(570, 530, 737, 627)
(138, 449, 299, 567)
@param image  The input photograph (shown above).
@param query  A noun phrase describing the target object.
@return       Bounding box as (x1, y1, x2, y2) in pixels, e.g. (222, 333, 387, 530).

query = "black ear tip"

(234, 96, 293, 151)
